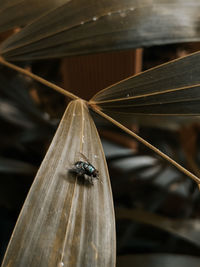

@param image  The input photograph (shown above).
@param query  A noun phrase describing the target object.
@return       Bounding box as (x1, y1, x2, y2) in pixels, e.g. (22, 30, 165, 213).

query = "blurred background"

(1, 28, 200, 266)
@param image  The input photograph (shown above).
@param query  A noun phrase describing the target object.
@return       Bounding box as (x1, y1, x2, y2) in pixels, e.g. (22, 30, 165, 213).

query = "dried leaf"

(1, 0, 200, 60)
(2, 100, 115, 267)
(91, 51, 200, 115)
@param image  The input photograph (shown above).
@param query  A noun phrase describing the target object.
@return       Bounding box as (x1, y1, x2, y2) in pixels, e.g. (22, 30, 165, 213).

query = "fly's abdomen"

(85, 164, 95, 174)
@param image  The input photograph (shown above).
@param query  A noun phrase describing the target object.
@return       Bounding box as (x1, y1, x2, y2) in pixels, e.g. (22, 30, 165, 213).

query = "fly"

(69, 153, 99, 185)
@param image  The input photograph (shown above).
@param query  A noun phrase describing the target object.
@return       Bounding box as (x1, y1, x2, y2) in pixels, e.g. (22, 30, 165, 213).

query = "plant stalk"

(0, 57, 79, 100)
(91, 105, 200, 185)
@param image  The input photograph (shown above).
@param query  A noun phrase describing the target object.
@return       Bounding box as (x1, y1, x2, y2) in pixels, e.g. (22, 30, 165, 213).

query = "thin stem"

(91, 105, 200, 185)
(0, 56, 79, 100)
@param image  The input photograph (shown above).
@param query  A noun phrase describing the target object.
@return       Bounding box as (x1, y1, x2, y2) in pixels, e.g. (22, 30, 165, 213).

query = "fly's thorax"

(74, 160, 97, 176)
(75, 161, 84, 168)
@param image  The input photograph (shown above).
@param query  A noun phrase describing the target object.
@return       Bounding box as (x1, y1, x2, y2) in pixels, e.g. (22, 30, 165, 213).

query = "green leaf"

(1, 0, 200, 60)
(1, 100, 115, 267)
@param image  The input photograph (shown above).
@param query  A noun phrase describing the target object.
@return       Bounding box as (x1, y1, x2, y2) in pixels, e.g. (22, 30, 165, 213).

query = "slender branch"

(0, 56, 79, 100)
(1, 56, 199, 184)
(91, 105, 200, 185)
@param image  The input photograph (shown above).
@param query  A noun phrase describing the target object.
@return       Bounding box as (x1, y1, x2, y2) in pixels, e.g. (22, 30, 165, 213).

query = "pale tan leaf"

(2, 100, 115, 267)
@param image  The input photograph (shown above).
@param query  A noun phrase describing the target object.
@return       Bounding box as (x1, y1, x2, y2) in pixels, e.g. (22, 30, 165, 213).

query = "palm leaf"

(1, 100, 115, 267)
(1, 0, 200, 60)
(0, 53, 199, 184)
(91, 106, 200, 185)
(91, 51, 200, 115)
(1, 1, 200, 266)
(0, 0, 70, 33)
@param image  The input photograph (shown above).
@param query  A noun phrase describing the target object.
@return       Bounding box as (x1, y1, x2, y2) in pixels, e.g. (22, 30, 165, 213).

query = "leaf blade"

(2, 100, 116, 267)
(0, 0, 70, 33)
(1, 0, 200, 60)
(91, 51, 200, 115)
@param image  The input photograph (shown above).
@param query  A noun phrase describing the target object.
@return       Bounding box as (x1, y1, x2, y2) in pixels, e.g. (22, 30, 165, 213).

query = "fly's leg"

(88, 176, 94, 185)
(69, 167, 85, 176)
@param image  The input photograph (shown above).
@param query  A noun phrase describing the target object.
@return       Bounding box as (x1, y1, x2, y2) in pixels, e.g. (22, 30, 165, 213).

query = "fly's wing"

(68, 152, 83, 170)
(79, 152, 97, 168)
(65, 153, 87, 176)
(79, 152, 90, 163)
(74, 152, 91, 164)
(60, 156, 77, 177)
